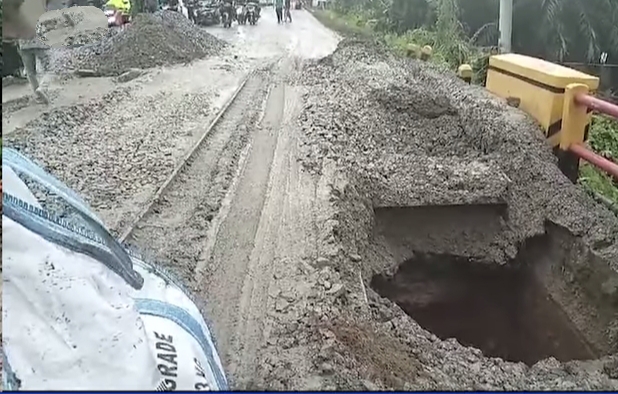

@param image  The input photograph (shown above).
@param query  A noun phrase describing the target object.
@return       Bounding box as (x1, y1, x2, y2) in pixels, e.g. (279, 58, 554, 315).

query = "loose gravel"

(63, 27, 112, 47)
(53, 11, 227, 75)
(294, 38, 618, 390)
(300, 38, 618, 266)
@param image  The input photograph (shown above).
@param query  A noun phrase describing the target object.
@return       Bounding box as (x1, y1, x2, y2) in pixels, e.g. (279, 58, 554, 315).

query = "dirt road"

(4, 7, 618, 391)
(121, 11, 343, 389)
(4, 7, 342, 389)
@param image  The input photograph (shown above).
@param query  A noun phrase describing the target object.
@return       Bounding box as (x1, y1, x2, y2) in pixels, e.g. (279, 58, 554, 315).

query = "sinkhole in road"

(371, 251, 596, 366)
(370, 205, 600, 366)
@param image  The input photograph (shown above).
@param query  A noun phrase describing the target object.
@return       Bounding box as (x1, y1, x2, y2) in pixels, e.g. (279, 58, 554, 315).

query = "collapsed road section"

(290, 38, 618, 390)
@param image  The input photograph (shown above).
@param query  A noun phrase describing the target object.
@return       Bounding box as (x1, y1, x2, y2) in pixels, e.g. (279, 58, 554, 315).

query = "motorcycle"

(220, 9, 232, 28)
(193, 6, 220, 26)
(236, 5, 246, 25)
(246, 2, 258, 25)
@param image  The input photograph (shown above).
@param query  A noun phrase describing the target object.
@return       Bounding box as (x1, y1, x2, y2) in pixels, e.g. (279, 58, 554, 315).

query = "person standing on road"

(275, 0, 283, 23)
(3, 0, 51, 104)
(284, 0, 291, 22)
(17, 34, 51, 104)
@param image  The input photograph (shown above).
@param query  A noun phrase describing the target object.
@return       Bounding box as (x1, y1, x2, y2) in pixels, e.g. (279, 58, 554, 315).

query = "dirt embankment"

(292, 38, 618, 390)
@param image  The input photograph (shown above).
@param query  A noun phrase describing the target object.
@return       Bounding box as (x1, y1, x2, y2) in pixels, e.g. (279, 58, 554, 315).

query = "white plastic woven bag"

(2, 148, 228, 391)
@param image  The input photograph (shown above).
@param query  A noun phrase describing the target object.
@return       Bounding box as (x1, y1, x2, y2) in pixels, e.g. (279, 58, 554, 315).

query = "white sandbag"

(2, 214, 161, 391)
(2, 165, 40, 208)
(2, 148, 228, 390)
(132, 259, 228, 391)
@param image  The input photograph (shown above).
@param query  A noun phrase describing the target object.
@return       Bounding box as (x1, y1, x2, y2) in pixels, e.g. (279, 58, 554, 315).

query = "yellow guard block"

(486, 54, 599, 142)
(458, 64, 473, 82)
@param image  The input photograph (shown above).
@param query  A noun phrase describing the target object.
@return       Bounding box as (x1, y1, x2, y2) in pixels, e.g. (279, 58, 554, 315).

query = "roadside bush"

(579, 116, 618, 207)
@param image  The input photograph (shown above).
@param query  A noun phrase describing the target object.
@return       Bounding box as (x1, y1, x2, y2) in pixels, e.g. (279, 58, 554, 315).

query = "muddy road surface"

(4, 7, 342, 390)
(4, 6, 618, 391)
(120, 10, 342, 388)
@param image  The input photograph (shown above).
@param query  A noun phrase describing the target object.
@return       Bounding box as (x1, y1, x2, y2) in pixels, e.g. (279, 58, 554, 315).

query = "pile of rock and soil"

(55, 11, 227, 75)
(290, 38, 618, 390)
(37, 6, 110, 47)
(62, 27, 112, 48)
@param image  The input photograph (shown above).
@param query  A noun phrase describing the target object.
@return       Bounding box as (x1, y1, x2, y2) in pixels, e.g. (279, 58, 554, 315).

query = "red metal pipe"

(575, 94, 618, 119)
(569, 143, 618, 180)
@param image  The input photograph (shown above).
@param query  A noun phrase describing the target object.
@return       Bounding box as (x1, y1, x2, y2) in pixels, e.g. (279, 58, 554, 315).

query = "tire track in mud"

(194, 81, 287, 385)
(212, 83, 325, 390)
(194, 58, 324, 389)
(118, 75, 252, 242)
(124, 56, 310, 388)
(123, 71, 270, 283)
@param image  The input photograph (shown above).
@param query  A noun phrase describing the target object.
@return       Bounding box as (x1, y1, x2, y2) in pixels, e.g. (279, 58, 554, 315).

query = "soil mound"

(64, 27, 112, 47)
(296, 38, 618, 391)
(60, 11, 226, 75)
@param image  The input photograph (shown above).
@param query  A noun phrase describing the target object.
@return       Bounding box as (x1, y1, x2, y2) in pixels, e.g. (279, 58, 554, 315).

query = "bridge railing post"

(457, 64, 472, 84)
(557, 83, 590, 182)
(420, 45, 432, 61)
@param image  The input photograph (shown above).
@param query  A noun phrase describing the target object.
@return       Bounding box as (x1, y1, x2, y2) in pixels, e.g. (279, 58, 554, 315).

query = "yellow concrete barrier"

(485, 53, 599, 149)
(458, 64, 473, 84)
(406, 43, 420, 59)
(560, 84, 590, 150)
(420, 45, 432, 61)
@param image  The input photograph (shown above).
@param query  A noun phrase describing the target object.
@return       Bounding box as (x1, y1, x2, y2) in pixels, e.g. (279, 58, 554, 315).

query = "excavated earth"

(45, 9, 227, 76)
(283, 38, 618, 390)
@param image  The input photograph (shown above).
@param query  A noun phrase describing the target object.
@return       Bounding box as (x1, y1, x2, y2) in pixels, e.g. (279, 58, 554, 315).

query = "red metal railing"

(571, 94, 618, 180)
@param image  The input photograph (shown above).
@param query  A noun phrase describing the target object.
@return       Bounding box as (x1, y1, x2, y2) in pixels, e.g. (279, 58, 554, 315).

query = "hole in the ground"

(371, 249, 598, 366)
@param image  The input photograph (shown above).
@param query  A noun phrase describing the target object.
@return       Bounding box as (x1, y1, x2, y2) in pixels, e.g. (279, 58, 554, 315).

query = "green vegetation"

(311, 0, 618, 208)
(319, 0, 618, 65)
(313, 0, 481, 71)
(579, 116, 618, 207)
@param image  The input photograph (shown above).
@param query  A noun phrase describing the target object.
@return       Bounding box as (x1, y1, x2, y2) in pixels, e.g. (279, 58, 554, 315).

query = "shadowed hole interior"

(371, 250, 597, 366)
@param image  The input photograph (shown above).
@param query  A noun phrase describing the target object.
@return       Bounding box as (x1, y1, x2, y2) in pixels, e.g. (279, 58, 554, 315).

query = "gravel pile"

(296, 38, 618, 390)
(55, 11, 226, 75)
(63, 27, 113, 47)
(300, 38, 618, 263)
(38, 12, 83, 35)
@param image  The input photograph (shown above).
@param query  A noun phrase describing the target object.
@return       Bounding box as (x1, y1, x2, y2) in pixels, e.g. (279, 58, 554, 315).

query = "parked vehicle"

(246, 2, 259, 25)
(236, 4, 246, 24)
(221, 9, 232, 27)
(161, 0, 180, 11)
(68, 0, 104, 7)
(192, 2, 220, 26)
(2, 42, 24, 78)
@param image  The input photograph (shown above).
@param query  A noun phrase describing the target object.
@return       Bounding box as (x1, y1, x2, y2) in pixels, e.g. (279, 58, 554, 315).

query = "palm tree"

(515, 0, 617, 62)
(333, 0, 618, 65)
(463, 0, 618, 63)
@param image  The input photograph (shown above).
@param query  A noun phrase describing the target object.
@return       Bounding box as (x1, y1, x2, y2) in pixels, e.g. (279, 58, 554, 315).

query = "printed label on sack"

(142, 316, 222, 391)
(154, 331, 180, 390)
